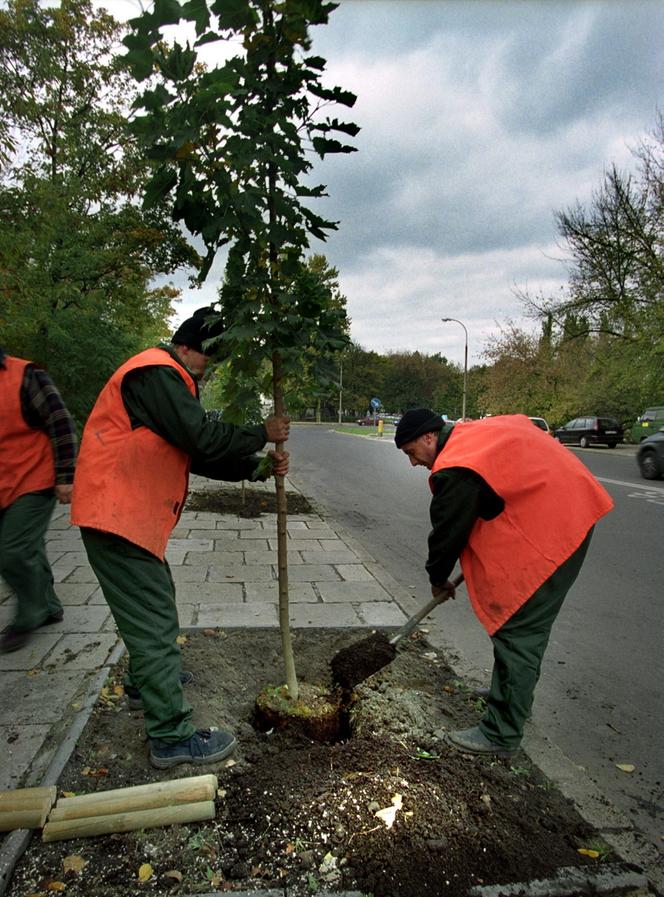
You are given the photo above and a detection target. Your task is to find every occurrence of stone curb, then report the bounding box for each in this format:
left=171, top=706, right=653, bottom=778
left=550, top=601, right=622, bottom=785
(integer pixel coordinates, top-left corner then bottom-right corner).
left=0, top=639, right=125, bottom=897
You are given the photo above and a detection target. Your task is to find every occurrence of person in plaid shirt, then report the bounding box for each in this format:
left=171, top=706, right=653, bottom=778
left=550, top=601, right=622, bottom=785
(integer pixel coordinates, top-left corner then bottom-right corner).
left=0, top=347, right=77, bottom=653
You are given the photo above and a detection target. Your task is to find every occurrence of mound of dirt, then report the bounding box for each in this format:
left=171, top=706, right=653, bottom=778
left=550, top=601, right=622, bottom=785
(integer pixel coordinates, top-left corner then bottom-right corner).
left=7, top=629, right=614, bottom=897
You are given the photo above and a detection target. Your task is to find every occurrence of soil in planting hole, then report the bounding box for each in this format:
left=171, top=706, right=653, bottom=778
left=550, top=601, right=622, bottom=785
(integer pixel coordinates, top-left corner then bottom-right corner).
left=6, top=628, right=617, bottom=897
left=186, top=486, right=315, bottom=518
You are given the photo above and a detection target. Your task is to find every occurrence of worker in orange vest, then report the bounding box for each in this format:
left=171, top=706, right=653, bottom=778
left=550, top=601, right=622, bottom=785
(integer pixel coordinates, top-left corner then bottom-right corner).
left=0, top=349, right=77, bottom=653
left=395, top=409, right=613, bottom=757
left=72, top=308, right=290, bottom=769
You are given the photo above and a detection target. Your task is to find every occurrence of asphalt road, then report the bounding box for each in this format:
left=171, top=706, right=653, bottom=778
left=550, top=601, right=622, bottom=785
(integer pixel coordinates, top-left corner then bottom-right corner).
left=286, top=424, right=664, bottom=856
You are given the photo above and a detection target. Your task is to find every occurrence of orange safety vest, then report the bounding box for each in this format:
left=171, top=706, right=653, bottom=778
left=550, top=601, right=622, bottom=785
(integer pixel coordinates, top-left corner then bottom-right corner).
left=71, top=348, right=197, bottom=560
left=429, top=414, right=613, bottom=635
left=0, top=356, right=56, bottom=510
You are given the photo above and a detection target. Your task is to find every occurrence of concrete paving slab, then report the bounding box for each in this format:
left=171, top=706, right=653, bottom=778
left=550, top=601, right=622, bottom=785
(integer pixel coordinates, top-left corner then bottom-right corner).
left=44, top=606, right=111, bottom=632
left=207, top=565, right=275, bottom=583
left=54, top=551, right=91, bottom=566
left=45, top=549, right=65, bottom=564
left=300, top=550, right=357, bottom=564
left=196, top=602, right=278, bottom=628
left=61, top=565, right=98, bottom=583
left=1, top=670, right=83, bottom=724
left=165, top=550, right=186, bottom=565
left=51, top=565, right=78, bottom=583
left=269, top=538, right=325, bottom=552
left=168, top=538, right=214, bottom=552
left=44, top=536, right=84, bottom=551
left=335, top=564, right=376, bottom=582
left=287, top=565, right=341, bottom=582
left=289, top=603, right=364, bottom=627
left=0, top=725, right=51, bottom=791
left=358, top=601, right=409, bottom=627
left=170, top=566, right=207, bottom=583
left=244, top=582, right=318, bottom=603
left=176, top=604, right=196, bottom=626
left=43, top=633, right=118, bottom=670
left=0, top=633, right=61, bottom=670
left=176, top=583, right=244, bottom=604
left=317, top=581, right=392, bottom=603
left=54, top=582, right=101, bottom=604
left=215, top=518, right=263, bottom=530
left=243, top=549, right=303, bottom=565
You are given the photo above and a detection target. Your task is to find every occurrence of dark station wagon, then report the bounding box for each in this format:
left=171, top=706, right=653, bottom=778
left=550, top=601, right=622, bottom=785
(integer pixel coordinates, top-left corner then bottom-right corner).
left=553, top=416, right=624, bottom=448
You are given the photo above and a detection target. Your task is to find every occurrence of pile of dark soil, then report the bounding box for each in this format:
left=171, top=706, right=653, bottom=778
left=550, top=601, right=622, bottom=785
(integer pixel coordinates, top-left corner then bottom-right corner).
left=6, top=629, right=614, bottom=897
left=186, top=487, right=314, bottom=518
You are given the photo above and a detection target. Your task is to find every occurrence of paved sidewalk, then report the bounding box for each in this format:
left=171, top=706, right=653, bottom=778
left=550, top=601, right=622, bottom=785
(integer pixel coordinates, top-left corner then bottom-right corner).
left=0, top=476, right=410, bottom=794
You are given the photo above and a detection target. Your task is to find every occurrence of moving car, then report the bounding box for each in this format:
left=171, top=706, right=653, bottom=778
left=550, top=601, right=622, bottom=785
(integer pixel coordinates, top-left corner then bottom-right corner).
left=529, top=417, right=551, bottom=434
left=636, top=429, right=664, bottom=480
left=553, top=416, right=624, bottom=448
left=631, top=406, right=664, bottom=443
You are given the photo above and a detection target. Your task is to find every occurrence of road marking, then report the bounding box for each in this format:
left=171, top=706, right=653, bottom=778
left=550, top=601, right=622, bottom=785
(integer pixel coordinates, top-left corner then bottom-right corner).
left=596, top=476, right=664, bottom=505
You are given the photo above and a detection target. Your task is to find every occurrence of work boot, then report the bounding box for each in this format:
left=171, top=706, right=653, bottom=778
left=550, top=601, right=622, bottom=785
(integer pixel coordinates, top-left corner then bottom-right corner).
left=472, top=686, right=490, bottom=699
left=446, top=726, right=516, bottom=759
left=149, top=727, right=237, bottom=769
left=125, top=670, right=194, bottom=711
left=0, top=610, right=65, bottom=653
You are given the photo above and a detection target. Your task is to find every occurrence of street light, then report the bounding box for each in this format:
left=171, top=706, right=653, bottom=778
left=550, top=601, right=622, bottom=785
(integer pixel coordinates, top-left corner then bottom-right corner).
left=441, top=317, right=468, bottom=420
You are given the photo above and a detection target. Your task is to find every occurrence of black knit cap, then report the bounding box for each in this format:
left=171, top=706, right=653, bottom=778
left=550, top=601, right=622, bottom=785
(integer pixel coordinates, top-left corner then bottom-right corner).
left=394, top=408, right=444, bottom=448
left=171, top=307, right=224, bottom=356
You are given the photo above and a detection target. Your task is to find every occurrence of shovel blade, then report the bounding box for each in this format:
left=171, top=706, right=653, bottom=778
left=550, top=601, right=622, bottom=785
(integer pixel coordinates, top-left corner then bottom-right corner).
left=330, top=631, right=397, bottom=691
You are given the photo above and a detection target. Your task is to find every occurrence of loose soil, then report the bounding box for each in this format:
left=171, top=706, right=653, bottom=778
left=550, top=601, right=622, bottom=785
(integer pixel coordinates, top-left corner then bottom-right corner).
left=186, top=487, right=315, bottom=518
left=6, top=628, right=617, bottom=897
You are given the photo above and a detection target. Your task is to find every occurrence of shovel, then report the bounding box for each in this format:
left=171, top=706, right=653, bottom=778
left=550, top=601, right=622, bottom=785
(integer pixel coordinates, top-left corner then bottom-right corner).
left=330, top=573, right=464, bottom=691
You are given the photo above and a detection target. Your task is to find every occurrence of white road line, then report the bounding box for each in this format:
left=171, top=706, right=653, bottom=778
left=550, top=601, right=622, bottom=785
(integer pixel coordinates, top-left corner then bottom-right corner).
left=597, top=476, right=664, bottom=494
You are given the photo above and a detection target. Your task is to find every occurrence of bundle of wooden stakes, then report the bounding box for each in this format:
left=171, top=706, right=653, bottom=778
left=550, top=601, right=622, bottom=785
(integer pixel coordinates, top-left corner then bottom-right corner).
left=0, top=774, right=218, bottom=842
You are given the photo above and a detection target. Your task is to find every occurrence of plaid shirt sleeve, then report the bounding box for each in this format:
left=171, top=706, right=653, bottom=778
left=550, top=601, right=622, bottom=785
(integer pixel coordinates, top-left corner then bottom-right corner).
left=21, top=366, right=78, bottom=485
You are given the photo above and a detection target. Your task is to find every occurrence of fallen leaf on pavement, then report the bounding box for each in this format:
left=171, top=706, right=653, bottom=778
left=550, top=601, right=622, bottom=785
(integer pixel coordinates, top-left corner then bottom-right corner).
left=615, top=763, right=635, bottom=773
left=176, top=635, right=188, bottom=645
left=578, top=848, right=600, bottom=859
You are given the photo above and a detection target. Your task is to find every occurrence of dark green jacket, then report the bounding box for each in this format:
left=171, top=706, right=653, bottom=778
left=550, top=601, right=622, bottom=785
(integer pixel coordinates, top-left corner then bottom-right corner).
left=426, top=425, right=504, bottom=587
left=121, top=345, right=266, bottom=482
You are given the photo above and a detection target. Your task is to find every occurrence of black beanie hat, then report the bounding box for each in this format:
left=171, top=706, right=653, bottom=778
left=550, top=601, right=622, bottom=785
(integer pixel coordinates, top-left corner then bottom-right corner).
left=394, top=408, right=444, bottom=448
left=171, top=307, right=224, bottom=356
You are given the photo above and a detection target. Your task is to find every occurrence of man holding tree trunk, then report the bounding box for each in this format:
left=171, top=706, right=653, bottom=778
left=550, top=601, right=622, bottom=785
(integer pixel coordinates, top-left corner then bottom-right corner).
left=72, top=307, right=289, bottom=768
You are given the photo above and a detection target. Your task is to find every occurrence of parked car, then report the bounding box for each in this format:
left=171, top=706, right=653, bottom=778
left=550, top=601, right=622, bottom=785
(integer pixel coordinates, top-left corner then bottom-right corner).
left=529, top=416, right=551, bottom=434
left=631, top=406, right=664, bottom=443
left=356, top=416, right=378, bottom=426
left=636, top=429, right=664, bottom=479
left=553, top=416, right=624, bottom=448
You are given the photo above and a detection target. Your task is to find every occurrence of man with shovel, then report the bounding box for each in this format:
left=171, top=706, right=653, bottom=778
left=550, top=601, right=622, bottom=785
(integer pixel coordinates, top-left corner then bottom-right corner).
left=395, top=409, right=613, bottom=758
left=72, top=307, right=290, bottom=769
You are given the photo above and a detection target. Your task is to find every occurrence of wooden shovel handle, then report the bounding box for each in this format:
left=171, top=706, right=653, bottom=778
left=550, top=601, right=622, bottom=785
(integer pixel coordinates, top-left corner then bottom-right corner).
left=389, top=572, right=464, bottom=646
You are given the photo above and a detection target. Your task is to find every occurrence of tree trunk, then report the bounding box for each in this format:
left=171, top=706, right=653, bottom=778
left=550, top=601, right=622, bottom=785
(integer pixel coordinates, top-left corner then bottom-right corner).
left=272, top=350, right=297, bottom=699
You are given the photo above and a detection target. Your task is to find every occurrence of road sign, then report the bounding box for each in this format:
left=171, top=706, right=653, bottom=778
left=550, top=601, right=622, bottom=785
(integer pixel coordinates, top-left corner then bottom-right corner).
left=370, top=397, right=381, bottom=410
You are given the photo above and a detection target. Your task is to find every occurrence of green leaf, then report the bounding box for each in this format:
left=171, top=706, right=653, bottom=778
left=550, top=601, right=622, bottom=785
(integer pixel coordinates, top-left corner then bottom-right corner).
left=123, top=47, right=155, bottom=82
left=181, top=0, right=211, bottom=35
left=209, top=0, right=258, bottom=30
left=153, top=0, right=184, bottom=27
left=312, top=136, right=357, bottom=157
left=143, top=167, right=178, bottom=209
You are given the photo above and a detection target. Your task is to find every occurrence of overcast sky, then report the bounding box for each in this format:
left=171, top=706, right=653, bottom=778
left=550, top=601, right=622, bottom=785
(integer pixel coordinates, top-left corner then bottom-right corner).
left=100, top=0, right=663, bottom=366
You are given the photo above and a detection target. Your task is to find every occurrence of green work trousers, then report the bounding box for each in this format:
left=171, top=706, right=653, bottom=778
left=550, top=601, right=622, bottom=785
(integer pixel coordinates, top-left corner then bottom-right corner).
left=0, top=491, right=62, bottom=631
left=80, top=527, right=195, bottom=743
left=480, top=529, right=593, bottom=750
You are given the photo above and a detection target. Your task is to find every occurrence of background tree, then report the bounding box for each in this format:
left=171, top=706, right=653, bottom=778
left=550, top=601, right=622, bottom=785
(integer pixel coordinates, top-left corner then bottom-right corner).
left=0, top=0, right=197, bottom=422
left=125, top=0, right=358, bottom=700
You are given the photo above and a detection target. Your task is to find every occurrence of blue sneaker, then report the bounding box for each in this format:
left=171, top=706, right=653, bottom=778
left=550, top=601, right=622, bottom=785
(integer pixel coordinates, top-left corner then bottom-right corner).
left=150, top=727, right=237, bottom=769
left=125, top=671, right=194, bottom=711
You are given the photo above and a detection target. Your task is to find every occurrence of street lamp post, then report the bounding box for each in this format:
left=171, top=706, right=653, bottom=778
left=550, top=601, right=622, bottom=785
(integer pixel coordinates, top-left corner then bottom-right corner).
left=441, top=317, right=468, bottom=420
left=338, top=359, right=343, bottom=424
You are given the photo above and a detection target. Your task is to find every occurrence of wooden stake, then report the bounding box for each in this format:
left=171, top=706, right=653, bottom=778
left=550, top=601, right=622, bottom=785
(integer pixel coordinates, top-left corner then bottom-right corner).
left=0, top=786, right=57, bottom=811
left=42, top=799, right=215, bottom=842
left=49, top=774, right=218, bottom=822
left=0, top=805, right=51, bottom=832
